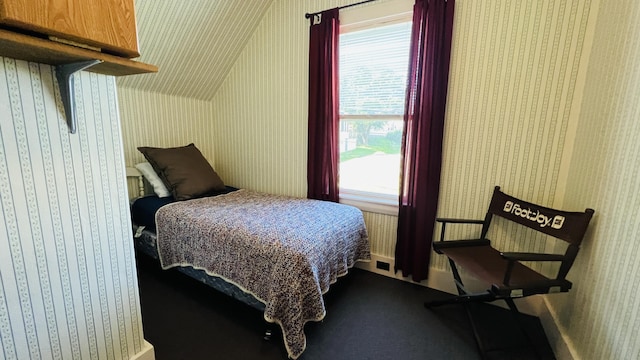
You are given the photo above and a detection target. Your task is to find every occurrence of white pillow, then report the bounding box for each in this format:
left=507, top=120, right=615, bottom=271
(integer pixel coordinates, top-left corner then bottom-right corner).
left=134, top=162, right=171, bottom=198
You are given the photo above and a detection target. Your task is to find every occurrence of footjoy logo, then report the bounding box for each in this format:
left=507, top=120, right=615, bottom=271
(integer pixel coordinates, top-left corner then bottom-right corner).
left=503, top=201, right=565, bottom=229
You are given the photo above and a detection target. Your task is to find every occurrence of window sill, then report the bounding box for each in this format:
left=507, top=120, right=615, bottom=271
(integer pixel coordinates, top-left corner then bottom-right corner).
left=339, top=190, right=398, bottom=216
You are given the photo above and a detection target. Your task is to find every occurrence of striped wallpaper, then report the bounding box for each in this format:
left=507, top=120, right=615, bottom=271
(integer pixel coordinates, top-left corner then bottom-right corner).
left=117, top=87, right=217, bottom=167
left=0, top=57, right=144, bottom=359
left=549, top=0, right=640, bottom=358
left=117, top=0, right=274, bottom=101
left=114, top=0, right=640, bottom=358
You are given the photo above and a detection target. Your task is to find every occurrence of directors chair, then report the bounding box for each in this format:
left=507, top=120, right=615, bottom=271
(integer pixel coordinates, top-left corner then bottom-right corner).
left=426, top=186, right=594, bottom=358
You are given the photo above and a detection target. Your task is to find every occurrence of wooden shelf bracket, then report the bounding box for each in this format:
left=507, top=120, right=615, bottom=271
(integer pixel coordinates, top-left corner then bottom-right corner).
left=55, top=60, right=102, bottom=133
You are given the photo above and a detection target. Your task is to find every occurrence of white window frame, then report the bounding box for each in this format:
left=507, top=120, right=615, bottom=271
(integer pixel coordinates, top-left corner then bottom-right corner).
left=338, top=0, right=413, bottom=216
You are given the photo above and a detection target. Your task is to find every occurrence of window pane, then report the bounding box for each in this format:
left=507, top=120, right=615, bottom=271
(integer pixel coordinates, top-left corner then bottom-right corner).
left=339, top=21, right=411, bottom=199
left=340, top=22, right=412, bottom=116
left=339, top=118, right=403, bottom=195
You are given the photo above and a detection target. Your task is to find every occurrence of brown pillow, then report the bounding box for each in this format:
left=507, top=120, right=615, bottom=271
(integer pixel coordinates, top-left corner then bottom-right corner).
left=137, top=143, right=225, bottom=201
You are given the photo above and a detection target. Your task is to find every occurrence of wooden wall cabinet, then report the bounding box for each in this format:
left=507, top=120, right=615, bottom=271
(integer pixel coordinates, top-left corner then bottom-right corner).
left=0, top=0, right=157, bottom=76
left=0, top=0, right=139, bottom=58
left=0, top=0, right=157, bottom=133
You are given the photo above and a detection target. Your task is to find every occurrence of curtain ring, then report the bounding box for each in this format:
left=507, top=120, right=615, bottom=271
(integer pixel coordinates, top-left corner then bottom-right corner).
left=313, top=13, right=322, bottom=26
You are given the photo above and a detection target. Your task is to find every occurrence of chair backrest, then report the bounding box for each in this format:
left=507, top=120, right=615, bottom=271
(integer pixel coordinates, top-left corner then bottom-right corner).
left=482, top=186, right=594, bottom=246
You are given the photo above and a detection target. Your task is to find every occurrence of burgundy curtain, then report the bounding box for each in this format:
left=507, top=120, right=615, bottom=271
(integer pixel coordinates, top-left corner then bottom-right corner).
left=395, top=0, right=455, bottom=281
left=307, top=8, right=340, bottom=202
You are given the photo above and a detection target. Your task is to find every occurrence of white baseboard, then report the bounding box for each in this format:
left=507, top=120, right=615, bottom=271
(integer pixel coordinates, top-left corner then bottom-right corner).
left=538, top=298, right=576, bottom=360
left=355, top=253, right=478, bottom=295
left=356, top=253, right=570, bottom=358
left=130, top=340, right=155, bottom=360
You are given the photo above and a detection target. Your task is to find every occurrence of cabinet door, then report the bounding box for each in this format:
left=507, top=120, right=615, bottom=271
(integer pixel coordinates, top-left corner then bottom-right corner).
left=0, top=0, right=140, bottom=58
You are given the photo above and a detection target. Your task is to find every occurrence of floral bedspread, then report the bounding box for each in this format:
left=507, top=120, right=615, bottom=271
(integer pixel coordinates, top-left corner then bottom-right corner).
left=155, top=189, right=370, bottom=359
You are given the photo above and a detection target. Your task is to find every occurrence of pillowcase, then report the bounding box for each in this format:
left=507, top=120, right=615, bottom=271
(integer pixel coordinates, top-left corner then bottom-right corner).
left=134, top=162, right=171, bottom=198
left=137, top=143, right=225, bottom=201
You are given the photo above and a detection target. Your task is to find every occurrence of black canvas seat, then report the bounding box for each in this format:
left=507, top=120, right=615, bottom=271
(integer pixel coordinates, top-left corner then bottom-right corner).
left=426, top=186, right=594, bottom=358
left=442, top=244, right=551, bottom=292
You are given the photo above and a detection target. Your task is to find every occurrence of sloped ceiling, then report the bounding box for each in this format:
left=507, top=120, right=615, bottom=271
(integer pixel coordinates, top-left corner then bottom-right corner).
left=117, top=0, right=274, bottom=100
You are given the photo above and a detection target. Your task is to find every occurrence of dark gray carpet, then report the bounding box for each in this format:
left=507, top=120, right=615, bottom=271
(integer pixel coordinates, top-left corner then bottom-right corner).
left=136, top=254, right=555, bottom=360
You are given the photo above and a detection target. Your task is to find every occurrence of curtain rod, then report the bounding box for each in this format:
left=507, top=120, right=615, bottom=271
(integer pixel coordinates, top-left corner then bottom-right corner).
left=305, top=0, right=378, bottom=19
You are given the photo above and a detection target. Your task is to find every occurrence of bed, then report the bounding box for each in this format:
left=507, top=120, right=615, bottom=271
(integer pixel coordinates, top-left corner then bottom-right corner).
left=126, top=144, right=371, bottom=359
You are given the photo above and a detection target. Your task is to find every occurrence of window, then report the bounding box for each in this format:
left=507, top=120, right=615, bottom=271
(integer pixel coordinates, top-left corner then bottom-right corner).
left=338, top=15, right=412, bottom=214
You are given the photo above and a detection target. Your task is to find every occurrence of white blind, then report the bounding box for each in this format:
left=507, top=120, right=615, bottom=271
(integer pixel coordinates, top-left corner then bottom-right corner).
left=339, top=21, right=412, bottom=116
